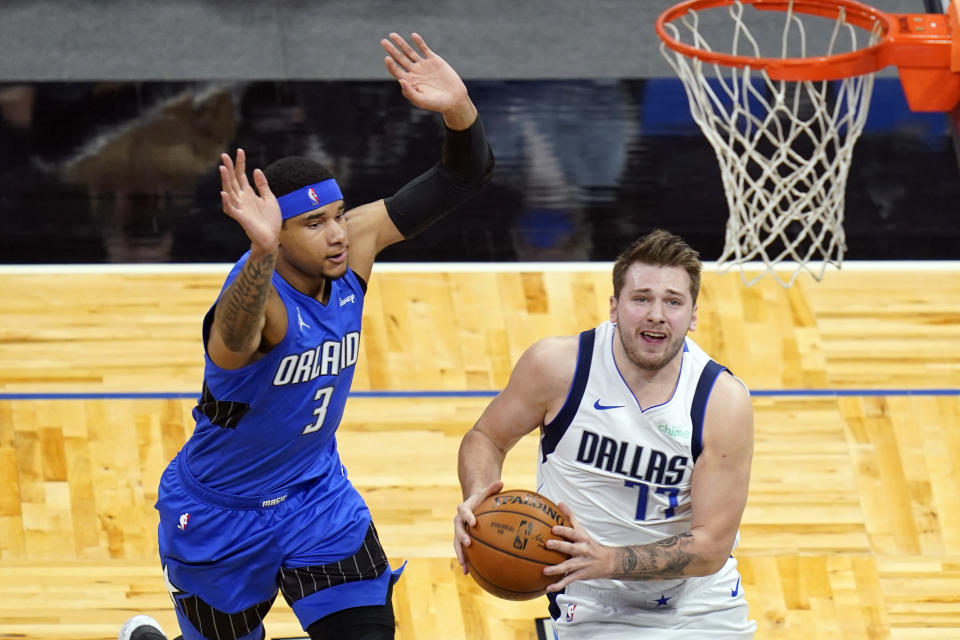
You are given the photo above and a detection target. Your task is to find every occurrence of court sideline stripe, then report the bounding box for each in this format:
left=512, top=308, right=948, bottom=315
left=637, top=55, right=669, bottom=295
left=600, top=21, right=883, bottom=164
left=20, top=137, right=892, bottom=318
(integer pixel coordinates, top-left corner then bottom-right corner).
left=0, top=389, right=958, bottom=400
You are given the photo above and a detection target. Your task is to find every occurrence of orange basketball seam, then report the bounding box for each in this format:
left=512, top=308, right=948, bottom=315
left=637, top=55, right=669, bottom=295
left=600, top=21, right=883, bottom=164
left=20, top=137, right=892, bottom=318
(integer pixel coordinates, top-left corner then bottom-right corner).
left=463, top=555, right=547, bottom=597
left=473, top=508, right=562, bottom=530
left=466, top=533, right=563, bottom=566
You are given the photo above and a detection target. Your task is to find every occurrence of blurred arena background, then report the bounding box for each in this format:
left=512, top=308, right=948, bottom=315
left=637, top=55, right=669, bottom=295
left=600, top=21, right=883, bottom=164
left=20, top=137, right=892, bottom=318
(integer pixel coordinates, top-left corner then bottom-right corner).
left=0, top=0, right=957, bottom=265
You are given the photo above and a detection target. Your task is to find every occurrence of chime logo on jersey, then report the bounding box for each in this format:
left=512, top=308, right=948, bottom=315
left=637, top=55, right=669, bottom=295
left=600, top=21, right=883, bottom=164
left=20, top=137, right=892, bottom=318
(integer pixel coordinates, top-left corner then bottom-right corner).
left=575, top=429, right=688, bottom=485
left=272, top=331, right=360, bottom=385
left=657, top=423, right=691, bottom=440
left=308, top=187, right=320, bottom=207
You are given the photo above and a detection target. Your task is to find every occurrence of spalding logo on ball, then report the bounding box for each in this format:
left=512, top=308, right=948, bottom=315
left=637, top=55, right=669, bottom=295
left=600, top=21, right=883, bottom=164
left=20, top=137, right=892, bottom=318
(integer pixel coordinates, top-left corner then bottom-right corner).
left=463, top=489, right=571, bottom=600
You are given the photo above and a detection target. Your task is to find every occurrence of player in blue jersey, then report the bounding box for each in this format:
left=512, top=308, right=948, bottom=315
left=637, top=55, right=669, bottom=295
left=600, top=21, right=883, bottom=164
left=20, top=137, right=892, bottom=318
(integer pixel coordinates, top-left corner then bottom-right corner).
left=454, top=230, right=756, bottom=638
left=120, top=32, right=493, bottom=640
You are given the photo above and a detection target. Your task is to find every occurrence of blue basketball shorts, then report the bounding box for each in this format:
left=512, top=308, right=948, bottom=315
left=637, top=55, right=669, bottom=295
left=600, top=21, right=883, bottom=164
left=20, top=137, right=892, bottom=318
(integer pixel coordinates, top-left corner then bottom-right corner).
left=155, top=454, right=404, bottom=640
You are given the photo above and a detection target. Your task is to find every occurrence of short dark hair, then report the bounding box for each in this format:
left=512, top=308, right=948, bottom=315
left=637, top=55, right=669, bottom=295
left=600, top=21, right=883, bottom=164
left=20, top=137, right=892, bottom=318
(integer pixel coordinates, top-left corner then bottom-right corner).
left=263, top=156, right=336, bottom=198
left=612, top=229, right=702, bottom=303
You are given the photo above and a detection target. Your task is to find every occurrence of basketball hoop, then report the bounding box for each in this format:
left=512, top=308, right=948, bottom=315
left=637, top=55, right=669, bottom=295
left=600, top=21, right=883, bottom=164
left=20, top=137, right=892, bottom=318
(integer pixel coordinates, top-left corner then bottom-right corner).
left=656, top=0, right=960, bottom=286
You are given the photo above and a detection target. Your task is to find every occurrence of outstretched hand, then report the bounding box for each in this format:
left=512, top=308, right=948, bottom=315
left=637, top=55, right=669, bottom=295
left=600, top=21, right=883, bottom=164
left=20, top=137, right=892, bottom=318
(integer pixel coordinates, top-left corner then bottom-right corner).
left=542, top=502, right=616, bottom=592
left=381, top=33, right=469, bottom=115
left=218, top=149, right=281, bottom=252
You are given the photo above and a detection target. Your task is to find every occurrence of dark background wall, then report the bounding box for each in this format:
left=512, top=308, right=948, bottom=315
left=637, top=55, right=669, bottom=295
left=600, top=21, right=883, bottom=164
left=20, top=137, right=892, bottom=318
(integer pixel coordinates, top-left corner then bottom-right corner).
left=0, top=0, right=956, bottom=264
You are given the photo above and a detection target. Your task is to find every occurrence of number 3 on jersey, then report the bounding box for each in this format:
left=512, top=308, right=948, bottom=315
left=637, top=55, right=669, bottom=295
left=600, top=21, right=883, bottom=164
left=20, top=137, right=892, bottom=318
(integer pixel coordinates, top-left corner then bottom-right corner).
left=626, top=480, right=680, bottom=521
left=302, top=386, right=334, bottom=434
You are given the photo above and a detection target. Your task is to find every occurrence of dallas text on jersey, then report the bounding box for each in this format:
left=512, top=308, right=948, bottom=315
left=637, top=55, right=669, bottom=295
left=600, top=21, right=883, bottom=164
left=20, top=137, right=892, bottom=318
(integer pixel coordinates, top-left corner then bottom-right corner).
left=576, top=429, right=688, bottom=486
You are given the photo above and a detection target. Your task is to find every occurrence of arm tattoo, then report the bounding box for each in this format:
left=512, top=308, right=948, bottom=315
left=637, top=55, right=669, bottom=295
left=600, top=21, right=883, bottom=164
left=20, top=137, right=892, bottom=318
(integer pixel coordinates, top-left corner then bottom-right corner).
left=216, top=252, right=276, bottom=350
left=612, top=532, right=697, bottom=580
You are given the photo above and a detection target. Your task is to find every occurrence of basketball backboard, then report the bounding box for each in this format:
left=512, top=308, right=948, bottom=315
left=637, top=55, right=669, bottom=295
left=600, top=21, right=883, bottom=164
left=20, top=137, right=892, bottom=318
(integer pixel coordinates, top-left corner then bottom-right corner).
left=923, top=0, right=960, bottom=169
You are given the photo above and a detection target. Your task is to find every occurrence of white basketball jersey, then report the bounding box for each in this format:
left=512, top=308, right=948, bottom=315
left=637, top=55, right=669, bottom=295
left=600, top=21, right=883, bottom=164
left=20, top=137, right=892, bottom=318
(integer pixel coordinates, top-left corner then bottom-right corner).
left=537, top=321, right=732, bottom=596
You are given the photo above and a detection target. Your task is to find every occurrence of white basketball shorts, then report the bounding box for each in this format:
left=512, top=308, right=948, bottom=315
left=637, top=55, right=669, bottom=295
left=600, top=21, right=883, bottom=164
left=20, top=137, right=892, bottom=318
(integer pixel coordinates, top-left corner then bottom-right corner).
left=550, top=556, right=756, bottom=639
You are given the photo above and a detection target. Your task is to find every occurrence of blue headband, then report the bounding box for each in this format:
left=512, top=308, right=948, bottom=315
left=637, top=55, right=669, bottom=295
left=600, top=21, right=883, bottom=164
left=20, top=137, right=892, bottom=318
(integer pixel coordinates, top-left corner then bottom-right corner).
left=277, top=179, right=343, bottom=220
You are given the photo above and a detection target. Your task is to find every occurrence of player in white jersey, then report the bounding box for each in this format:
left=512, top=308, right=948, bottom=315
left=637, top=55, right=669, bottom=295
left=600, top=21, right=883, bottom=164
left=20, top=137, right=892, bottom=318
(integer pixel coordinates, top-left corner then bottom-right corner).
left=454, top=229, right=756, bottom=638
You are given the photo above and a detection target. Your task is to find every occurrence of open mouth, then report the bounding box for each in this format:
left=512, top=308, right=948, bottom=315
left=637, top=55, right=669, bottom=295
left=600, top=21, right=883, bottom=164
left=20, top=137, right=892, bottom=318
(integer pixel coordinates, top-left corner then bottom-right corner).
left=640, top=330, right=667, bottom=344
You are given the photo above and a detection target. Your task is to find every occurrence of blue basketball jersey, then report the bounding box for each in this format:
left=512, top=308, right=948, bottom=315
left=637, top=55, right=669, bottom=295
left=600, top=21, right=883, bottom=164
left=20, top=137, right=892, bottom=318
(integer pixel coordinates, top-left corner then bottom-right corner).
left=181, top=252, right=366, bottom=498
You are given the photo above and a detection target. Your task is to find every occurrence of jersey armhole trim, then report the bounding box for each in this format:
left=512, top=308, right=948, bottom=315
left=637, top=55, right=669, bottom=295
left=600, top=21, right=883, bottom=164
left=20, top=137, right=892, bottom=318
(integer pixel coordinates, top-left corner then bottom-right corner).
left=690, top=360, right=727, bottom=463
left=352, top=269, right=368, bottom=293
left=540, top=328, right=595, bottom=461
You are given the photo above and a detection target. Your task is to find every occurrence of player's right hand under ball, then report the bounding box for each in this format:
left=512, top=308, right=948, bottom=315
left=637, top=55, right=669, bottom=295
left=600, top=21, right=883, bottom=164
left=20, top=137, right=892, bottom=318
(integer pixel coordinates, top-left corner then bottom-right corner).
left=453, top=480, right=503, bottom=574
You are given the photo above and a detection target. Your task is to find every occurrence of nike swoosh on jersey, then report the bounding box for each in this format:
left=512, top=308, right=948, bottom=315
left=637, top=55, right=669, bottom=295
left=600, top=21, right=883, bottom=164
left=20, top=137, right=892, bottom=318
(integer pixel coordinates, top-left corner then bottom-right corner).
left=731, top=577, right=741, bottom=597
left=593, top=399, right=625, bottom=410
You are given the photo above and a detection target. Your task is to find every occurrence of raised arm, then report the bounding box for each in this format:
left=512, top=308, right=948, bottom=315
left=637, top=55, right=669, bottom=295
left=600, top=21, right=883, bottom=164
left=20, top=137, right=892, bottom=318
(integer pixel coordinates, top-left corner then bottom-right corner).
left=207, top=149, right=287, bottom=370
left=453, top=336, right=578, bottom=574
left=346, top=32, right=494, bottom=282
left=542, top=371, right=754, bottom=590
left=381, top=32, right=477, bottom=128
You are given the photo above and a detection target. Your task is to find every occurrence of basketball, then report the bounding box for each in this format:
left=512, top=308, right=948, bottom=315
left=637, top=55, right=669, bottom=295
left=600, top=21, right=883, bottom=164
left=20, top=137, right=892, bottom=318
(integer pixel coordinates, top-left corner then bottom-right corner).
left=463, top=489, right=570, bottom=600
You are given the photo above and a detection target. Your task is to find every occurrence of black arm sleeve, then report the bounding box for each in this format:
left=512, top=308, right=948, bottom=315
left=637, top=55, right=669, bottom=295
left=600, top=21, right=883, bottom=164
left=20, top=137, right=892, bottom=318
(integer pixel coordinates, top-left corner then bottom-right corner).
left=383, top=114, right=495, bottom=238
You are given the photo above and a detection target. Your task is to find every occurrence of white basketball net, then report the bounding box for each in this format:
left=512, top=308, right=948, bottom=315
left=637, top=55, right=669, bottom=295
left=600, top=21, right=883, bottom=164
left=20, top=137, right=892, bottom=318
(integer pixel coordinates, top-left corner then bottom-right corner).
left=660, top=0, right=883, bottom=286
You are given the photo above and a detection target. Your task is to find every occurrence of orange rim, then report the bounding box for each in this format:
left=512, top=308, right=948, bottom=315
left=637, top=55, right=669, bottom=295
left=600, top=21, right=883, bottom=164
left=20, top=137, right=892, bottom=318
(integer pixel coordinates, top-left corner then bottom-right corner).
left=655, top=0, right=950, bottom=82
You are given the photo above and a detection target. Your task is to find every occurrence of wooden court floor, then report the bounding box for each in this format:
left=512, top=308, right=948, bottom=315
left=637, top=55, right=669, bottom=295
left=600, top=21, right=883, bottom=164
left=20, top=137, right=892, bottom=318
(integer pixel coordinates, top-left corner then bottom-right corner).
left=1, top=265, right=959, bottom=639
